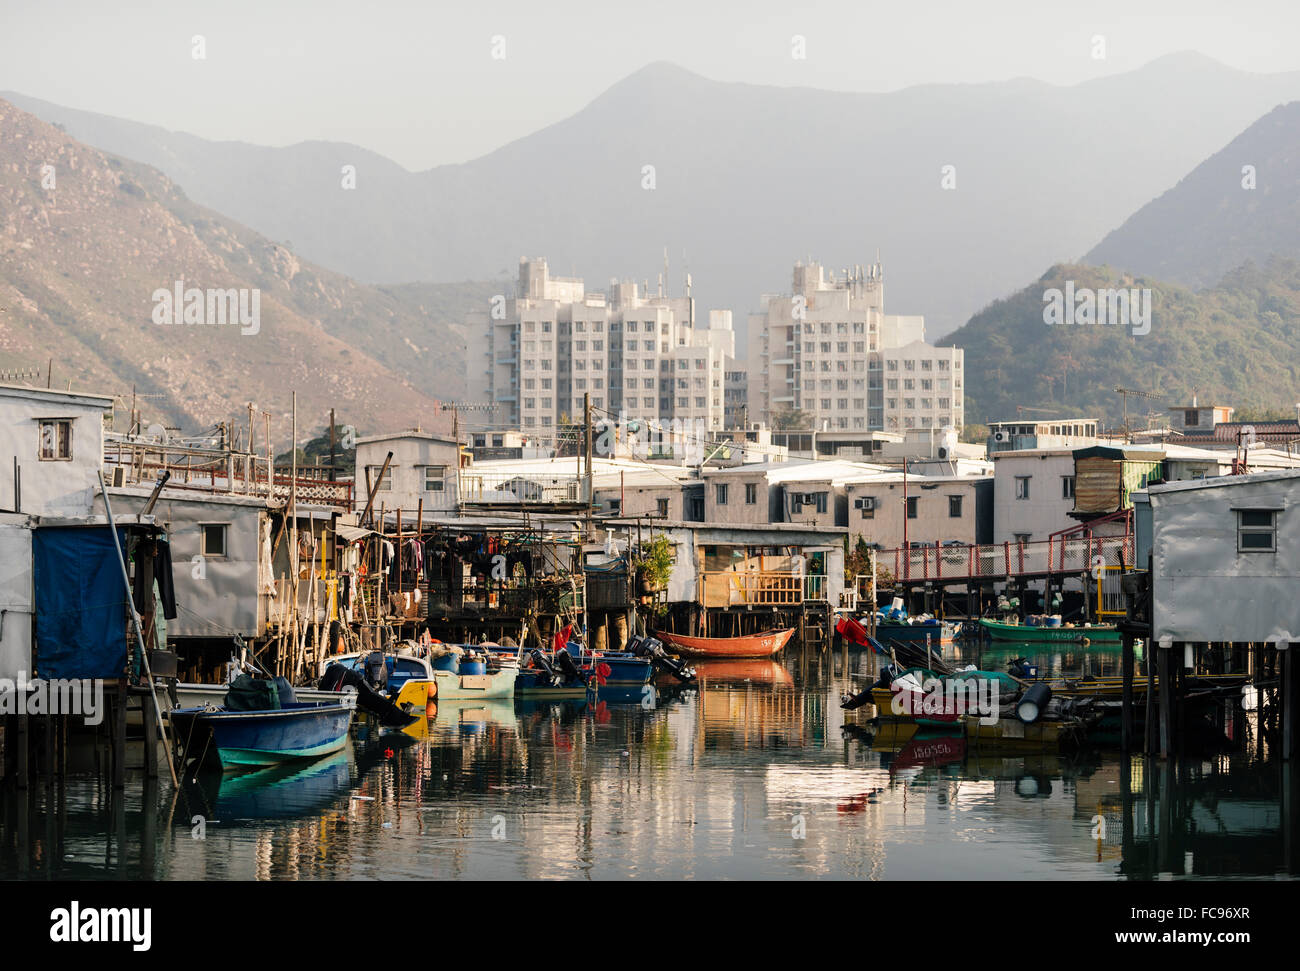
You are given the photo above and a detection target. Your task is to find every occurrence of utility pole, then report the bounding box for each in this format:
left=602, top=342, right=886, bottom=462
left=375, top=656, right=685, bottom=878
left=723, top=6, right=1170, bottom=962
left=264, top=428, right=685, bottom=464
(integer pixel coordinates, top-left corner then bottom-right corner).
left=583, top=392, right=593, bottom=538
left=902, top=459, right=909, bottom=553
left=328, top=407, right=337, bottom=482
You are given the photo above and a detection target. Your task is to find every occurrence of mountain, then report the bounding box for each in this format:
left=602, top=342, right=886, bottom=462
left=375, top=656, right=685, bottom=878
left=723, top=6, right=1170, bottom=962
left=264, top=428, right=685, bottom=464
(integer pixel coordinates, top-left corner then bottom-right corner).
left=0, top=99, right=493, bottom=437
left=1086, top=101, right=1300, bottom=288
left=11, top=52, right=1300, bottom=341
left=941, top=260, right=1300, bottom=427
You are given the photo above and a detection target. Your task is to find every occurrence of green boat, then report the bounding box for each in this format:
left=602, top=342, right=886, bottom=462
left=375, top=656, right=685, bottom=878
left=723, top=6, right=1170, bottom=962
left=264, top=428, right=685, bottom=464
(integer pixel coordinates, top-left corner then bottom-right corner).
left=979, top=617, right=1121, bottom=644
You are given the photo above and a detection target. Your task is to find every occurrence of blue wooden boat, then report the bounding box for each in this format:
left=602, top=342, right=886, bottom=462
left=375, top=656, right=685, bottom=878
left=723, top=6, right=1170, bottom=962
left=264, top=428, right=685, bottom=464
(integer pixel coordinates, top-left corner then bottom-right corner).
left=169, top=698, right=356, bottom=769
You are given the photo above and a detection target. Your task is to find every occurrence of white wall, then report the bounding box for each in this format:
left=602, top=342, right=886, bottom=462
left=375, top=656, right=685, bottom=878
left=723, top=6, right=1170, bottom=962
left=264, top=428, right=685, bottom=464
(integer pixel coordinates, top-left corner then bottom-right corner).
left=0, top=388, right=110, bottom=518
left=992, top=452, right=1078, bottom=543
left=356, top=435, right=461, bottom=516
left=1151, top=473, right=1300, bottom=644
left=0, top=514, right=32, bottom=681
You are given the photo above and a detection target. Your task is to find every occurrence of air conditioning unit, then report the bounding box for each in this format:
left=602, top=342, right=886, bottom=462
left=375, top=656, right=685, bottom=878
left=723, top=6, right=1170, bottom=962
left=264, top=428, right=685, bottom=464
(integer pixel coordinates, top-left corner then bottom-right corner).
left=993, top=431, right=1008, bottom=443
left=853, top=497, right=876, bottom=510
left=938, top=446, right=951, bottom=460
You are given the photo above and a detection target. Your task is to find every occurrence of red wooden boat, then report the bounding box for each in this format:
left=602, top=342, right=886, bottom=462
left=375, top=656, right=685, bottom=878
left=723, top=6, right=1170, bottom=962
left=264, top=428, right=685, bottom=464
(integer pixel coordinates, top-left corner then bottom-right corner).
left=655, top=628, right=795, bottom=659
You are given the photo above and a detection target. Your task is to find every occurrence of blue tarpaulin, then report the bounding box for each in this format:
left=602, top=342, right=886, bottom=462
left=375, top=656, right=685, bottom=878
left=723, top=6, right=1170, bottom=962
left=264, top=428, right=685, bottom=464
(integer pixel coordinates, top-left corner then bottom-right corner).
left=33, top=526, right=130, bottom=680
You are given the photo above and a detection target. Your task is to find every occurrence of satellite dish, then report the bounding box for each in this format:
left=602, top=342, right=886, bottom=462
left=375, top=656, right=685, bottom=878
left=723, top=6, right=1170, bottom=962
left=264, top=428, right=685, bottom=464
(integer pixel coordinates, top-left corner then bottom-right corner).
left=145, top=423, right=168, bottom=444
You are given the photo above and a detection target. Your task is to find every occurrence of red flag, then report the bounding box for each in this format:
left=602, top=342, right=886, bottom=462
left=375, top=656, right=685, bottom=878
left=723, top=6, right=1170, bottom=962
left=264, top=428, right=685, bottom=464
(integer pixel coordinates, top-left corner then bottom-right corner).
left=553, top=623, right=573, bottom=654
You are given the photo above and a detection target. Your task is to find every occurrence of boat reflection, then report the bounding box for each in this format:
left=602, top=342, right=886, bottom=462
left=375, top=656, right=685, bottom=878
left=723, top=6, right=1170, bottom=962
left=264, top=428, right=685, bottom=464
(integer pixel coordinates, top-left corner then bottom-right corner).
left=179, top=748, right=353, bottom=824
left=692, top=659, right=794, bottom=686
left=430, top=698, right=519, bottom=736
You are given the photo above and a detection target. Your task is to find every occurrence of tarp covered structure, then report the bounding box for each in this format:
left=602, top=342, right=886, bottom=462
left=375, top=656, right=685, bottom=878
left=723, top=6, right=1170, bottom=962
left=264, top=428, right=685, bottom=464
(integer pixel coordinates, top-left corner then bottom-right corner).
left=33, top=525, right=131, bottom=680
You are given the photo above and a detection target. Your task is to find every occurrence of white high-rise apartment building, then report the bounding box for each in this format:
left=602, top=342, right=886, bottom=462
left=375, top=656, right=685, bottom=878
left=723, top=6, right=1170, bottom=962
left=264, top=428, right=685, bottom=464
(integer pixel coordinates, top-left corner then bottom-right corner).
left=467, top=258, right=735, bottom=443
left=746, top=260, right=964, bottom=434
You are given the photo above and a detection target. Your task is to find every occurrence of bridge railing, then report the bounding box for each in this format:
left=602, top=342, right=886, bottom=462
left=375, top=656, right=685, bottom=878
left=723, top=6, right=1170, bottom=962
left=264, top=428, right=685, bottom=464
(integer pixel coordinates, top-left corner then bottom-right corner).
left=888, top=534, right=1133, bottom=583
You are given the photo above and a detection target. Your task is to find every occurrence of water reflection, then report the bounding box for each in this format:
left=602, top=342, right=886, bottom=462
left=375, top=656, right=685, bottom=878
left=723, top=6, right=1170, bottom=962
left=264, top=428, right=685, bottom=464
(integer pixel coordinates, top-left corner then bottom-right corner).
left=0, top=639, right=1295, bottom=880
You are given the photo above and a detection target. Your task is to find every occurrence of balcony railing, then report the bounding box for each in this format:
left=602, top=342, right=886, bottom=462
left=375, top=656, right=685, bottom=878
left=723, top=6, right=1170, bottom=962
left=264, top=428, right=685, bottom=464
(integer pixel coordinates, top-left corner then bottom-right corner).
left=458, top=469, right=585, bottom=505
left=886, top=534, right=1133, bottom=583
left=700, top=571, right=828, bottom=608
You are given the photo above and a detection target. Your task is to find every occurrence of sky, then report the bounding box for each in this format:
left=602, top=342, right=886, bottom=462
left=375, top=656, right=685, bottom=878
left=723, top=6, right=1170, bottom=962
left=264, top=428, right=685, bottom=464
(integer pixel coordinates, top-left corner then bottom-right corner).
left=3, top=0, right=1299, bottom=170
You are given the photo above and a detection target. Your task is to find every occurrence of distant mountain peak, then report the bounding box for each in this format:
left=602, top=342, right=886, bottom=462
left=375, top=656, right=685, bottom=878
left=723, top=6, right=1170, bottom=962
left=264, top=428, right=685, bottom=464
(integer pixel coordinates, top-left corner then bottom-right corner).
left=1086, top=96, right=1300, bottom=288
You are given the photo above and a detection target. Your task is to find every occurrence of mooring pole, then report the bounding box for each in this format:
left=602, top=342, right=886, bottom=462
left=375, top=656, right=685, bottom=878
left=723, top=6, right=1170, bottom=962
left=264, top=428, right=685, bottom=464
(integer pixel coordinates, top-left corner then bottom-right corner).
left=97, top=471, right=180, bottom=787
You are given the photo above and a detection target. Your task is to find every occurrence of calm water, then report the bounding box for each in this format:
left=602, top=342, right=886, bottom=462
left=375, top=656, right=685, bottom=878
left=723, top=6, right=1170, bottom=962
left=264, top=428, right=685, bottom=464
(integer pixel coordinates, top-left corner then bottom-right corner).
left=1, top=642, right=1294, bottom=880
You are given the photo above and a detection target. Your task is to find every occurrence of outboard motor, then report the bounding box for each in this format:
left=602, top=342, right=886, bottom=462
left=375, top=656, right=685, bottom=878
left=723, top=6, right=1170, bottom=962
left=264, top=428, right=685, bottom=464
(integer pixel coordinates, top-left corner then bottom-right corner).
left=527, top=649, right=562, bottom=685
left=364, top=651, right=389, bottom=691
left=1008, top=657, right=1039, bottom=679
left=319, top=662, right=416, bottom=728
left=630, top=635, right=696, bottom=683
left=841, top=662, right=900, bottom=711
left=554, top=648, right=584, bottom=684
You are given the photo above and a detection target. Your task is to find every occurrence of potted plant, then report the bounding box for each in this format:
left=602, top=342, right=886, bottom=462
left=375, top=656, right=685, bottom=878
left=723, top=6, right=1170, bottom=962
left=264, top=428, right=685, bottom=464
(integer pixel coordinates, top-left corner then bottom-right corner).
left=635, top=535, right=675, bottom=595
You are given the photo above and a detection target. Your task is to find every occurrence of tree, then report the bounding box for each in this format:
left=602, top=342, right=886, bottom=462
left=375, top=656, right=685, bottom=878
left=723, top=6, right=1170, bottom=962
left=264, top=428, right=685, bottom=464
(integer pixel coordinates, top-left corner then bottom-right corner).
left=771, top=407, right=813, bottom=429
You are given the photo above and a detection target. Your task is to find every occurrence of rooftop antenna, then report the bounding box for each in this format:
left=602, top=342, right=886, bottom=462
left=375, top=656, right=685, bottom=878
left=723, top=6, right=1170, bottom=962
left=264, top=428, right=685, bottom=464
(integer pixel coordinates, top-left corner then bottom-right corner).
left=1114, top=387, right=1164, bottom=443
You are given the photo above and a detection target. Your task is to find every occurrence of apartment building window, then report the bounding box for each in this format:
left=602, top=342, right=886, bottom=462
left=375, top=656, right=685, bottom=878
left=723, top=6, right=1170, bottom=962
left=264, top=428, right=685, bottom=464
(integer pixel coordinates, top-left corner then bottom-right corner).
left=948, top=495, right=963, bottom=517
left=716, top=484, right=728, bottom=505
left=1015, top=476, right=1031, bottom=500
left=907, top=497, right=918, bottom=519
left=745, top=483, right=757, bottom=505
left=37, top=419, right=73, bottom=461
left=657, top=498, right=669, bottom=517
left=1014, top=533, right=1031, bottom=544
left=367, top=465, right=393, bottom=492
left=200, top=524, right=228, bottom=557
left=1062, top=476, right=1076, bottom=499
left=1238, top=509, right=1278, bottom=551
left=542, top=321, right=552, bottom=333
left=423, top=466, right=446, bottom=492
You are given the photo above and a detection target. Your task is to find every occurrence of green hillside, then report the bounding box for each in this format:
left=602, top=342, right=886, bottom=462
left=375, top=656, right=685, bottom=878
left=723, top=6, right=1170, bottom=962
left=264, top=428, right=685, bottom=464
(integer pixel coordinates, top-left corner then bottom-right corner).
left=942, top=260, right=1300, bottom=428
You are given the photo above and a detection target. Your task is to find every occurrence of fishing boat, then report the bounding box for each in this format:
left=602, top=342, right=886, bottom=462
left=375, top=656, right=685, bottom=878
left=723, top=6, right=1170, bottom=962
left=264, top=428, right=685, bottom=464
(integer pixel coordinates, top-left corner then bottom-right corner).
left=431, top=645, right=518, bottom=701
left=979, top=617, right=1120, bottom=644
left=866, top=714, right=1078, bottom=752
left=872, top=618, right=955, bottom=647
left=169, top=696, right=356, bottom=769
left=175, top=681, right=339, bottom=709
left=655, top=627, right=795, bottom=659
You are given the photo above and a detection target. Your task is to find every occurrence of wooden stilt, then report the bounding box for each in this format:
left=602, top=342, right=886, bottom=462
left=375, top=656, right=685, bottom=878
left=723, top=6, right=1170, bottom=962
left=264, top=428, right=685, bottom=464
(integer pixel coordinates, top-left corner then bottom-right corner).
left=1121, top=630, right=1135, bottom=752
left=112, top=684, right=126, bottom=790
left=1158, top=645, right=1174, bottom=758
left=15, top=713, right=29, bottom=790
left=142, top=690, right=159, bottom=779
left=1285, top=645, right=1295, bottom=761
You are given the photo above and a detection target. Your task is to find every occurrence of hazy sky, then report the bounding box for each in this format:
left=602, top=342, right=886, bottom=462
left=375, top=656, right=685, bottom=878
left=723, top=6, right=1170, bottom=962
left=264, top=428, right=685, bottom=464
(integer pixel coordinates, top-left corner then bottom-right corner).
left=4, top=0, right=1298, bottom=170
